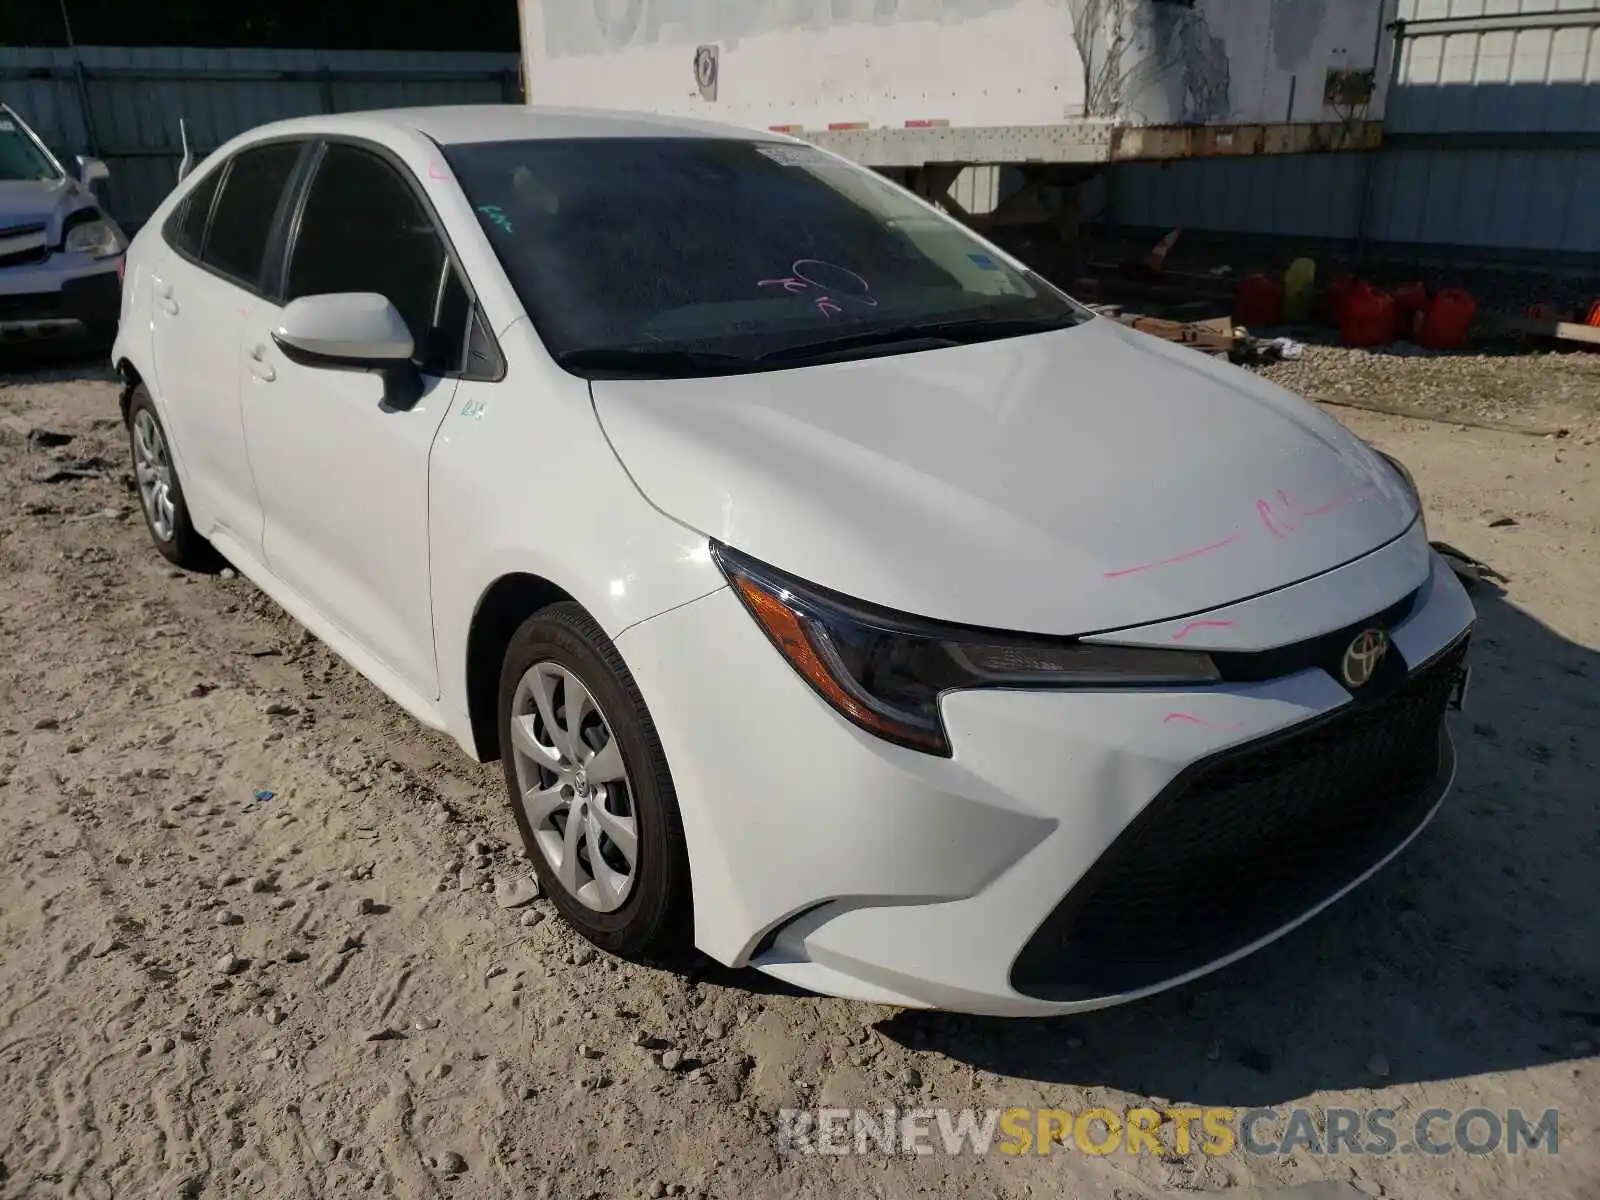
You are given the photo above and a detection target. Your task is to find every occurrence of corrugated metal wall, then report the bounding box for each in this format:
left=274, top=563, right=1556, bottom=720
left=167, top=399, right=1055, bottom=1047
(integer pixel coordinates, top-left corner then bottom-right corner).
left=1, top=45, right=519, bottom=228
left=1103, top=1, right=1600, bottom=261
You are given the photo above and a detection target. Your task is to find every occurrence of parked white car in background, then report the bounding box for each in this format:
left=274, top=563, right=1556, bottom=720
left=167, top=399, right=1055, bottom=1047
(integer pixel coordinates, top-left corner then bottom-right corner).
left=111, top=106, right=1476, bottom=1016
left=0, top=101, right=124, bottom=347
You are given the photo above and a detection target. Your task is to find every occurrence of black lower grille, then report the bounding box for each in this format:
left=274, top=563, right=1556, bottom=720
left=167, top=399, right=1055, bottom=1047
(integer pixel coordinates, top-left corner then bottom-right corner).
left=0, top=292, right=59, bottom=319
left=1011, top=636, right=1469, bottom=1001
left=0, top=222, right=48, bottom=270
left=0, top=245, right=49, bottom=268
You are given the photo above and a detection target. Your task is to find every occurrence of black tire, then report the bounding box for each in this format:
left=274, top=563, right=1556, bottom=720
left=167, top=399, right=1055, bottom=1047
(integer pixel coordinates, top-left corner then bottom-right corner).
left=497, top=601, right=692, bottom=958
left=126, top=385, right=210, bottom=569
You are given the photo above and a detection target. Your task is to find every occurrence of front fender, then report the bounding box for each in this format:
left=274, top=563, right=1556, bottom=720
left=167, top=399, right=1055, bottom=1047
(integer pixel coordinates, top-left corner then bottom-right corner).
left=433, top=542, right=725, bottom=760
left=426, top=341, right=727, bottom=751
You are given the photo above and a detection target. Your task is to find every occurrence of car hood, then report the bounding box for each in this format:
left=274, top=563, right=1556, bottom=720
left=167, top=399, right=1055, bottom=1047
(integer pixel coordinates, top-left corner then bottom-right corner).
left=590, top=317, right=1418, bottom=635
left=0, top=178, right=96, bottom=241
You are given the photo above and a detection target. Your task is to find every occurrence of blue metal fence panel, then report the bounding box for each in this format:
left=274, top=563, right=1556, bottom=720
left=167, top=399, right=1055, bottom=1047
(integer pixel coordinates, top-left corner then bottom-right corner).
left=1107, top=144, right=1598, bottom=256
left=0, top=45, right=518, bottom=226
left=1367, top=144, right=1600, bottom=250
left=1109, top=154, right=1368, bottom=241
left=1103, top=3, right=1600, bottom=259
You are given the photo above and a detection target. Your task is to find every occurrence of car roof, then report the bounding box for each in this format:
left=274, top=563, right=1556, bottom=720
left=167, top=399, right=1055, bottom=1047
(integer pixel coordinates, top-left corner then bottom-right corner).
left=238, top=104, right=775, bottom=148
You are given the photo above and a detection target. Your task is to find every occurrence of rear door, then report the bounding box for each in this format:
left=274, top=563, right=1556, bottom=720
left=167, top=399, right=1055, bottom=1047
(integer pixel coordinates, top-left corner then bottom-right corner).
left=238, top=140, right=470, bottom=698
left=148, top=141, right=307, bottom=548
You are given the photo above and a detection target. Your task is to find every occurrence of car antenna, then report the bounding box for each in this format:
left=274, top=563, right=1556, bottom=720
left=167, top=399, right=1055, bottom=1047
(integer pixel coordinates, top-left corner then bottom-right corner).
left=176, top=117, right=193, bottom=184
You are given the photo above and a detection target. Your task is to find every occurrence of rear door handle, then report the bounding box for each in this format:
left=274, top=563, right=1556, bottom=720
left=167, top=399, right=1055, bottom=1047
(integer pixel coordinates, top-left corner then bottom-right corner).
left=245, top=344, right=276, bottom=383
left=153, top=278, right=178, bottom=315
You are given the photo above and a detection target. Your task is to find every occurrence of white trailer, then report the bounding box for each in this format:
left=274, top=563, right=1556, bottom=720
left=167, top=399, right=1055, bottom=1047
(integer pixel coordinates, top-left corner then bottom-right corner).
left=518, top=0, right=1395, bottom=169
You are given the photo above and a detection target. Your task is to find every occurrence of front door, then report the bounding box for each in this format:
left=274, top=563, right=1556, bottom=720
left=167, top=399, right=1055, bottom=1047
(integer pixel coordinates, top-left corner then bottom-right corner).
left=239, top=141, right=471, bottom=699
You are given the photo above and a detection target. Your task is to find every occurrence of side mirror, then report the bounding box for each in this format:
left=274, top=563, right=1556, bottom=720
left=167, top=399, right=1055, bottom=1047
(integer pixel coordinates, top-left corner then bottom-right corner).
left=273, top=293, right=413, bottom=365
left=76, top=155, right=110, bottom=186
left=272, top=293, right=423, bottom=410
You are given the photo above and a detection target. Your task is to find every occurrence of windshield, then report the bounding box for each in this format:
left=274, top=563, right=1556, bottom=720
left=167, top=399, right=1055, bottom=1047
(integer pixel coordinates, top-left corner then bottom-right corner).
left=443, top=137, right=1090, bottom=375
left=0, top=111, right=61, bottom=183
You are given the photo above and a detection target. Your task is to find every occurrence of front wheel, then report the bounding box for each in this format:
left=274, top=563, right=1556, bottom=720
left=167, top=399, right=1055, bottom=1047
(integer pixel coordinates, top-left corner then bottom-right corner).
left=497, top=602, right=691, bottom=958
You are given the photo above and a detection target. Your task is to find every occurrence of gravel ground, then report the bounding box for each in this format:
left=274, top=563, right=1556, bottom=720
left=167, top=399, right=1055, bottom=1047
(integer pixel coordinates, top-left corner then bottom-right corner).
left=1256, top=343, right=1600, bottom=438
left=1, top=351, right=1597, bottom=1200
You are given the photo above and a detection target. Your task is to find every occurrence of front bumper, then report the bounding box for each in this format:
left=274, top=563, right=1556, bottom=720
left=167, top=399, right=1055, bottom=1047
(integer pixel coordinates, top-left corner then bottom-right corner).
left=0, top=253, right=122, bottom=344
left=616, top=528, right=1477, bottom=1016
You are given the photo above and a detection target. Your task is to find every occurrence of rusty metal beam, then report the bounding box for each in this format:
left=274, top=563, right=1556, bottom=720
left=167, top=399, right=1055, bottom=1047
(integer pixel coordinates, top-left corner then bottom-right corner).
left=808, top=120, right=1383, bottom=169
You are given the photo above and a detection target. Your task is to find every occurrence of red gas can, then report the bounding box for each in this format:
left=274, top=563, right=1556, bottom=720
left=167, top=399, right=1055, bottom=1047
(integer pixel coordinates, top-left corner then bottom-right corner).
left=1320, top=274, right=1356, bottom=326
left=1235, top=274, right=1284, bottom=326
left=1418, top=289, right=1476, bottom=350
left=1340, top=284, right=1398, bottom=347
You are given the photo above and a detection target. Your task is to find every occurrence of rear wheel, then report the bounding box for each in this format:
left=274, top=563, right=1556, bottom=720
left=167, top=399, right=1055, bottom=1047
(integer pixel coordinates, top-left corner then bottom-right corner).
left=497, top=602, right=691, bottom=958
left=127, top=386, right=209, bottom=568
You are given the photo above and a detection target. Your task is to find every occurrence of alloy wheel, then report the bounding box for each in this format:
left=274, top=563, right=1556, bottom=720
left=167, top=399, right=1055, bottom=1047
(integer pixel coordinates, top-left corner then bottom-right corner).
left=132, top=408, right=176, bottom=542
left=508, top=660, right=639, bottom=912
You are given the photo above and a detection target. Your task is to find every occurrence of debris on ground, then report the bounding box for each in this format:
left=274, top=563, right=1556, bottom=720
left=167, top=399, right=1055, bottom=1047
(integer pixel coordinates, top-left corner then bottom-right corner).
left=494, top=874, right=540, bottom=908
left=1431, top=542, right=1509, bottom=591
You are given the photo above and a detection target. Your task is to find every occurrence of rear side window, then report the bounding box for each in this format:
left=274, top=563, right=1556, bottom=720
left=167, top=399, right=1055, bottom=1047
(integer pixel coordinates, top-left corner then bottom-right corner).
left=287, top=143, right=461, bottom=371
left=165, top=165, right=222, bottom=258
left=202, top=142, right=301, bottom=287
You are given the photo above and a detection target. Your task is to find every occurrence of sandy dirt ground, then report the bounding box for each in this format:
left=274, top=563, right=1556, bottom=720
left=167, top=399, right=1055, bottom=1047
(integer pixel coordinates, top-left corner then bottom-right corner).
left=1, top=351, right=1596, bottom=1200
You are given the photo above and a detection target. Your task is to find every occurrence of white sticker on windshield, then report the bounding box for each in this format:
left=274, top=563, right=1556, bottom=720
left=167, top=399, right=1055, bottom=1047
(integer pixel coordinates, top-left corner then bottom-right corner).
left=0, top=120, right=15, bottom=132
left=755, top=143, right=837, bottom=168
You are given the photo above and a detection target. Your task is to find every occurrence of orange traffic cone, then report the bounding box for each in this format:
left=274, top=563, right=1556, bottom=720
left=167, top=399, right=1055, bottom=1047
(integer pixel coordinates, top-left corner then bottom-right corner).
left=1143, top=227, right=1183, bottom=276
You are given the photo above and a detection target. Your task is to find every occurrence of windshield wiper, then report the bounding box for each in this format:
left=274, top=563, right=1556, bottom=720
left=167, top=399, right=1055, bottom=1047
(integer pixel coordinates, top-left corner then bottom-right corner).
left=757, top=315, right=1078, bottom=364
left=557, top=313, right=1081, bottom=376
left=555, top=346, right=761, bottom=378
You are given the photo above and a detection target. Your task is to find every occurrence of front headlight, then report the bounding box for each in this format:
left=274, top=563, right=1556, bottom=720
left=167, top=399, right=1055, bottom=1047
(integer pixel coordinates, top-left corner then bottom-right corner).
left=712, top=542, right=1218, bottom=756
left=64, top=217, right=122, bottom=258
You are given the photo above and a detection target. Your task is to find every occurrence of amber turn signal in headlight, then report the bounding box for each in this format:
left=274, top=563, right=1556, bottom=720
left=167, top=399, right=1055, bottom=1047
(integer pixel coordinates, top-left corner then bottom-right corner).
left=713, top=542, right=1219, bottom=756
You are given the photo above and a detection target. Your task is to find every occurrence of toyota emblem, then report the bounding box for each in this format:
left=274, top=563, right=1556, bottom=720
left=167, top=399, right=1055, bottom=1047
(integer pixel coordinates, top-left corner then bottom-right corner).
left=1341, top=627, right=1390, bottom=689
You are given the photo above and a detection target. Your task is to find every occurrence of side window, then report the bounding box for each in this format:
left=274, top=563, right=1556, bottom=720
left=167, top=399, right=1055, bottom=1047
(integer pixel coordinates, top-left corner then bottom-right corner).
left=287, top=144, right=465, bottom=373
left=164, top=164, right=222, bottom=258
left=202, top=142, right=301, bottom=287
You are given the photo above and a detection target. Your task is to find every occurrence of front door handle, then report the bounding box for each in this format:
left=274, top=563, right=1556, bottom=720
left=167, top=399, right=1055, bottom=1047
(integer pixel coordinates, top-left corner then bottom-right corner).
left=153, top=278, right=178, bottom=315
left=244, top=344, right=276, bottom=383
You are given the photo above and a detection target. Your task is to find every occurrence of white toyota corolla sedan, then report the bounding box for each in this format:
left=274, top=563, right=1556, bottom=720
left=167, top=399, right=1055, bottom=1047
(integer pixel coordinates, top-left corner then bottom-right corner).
left=112, top=106, right=1476, bottom=1016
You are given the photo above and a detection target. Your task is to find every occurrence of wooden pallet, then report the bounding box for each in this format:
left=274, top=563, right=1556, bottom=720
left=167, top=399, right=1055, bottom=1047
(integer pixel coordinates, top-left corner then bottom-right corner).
left=1488, top=313, right=1600, bottom=347
left=1100, top=310, right=1241, bottom=355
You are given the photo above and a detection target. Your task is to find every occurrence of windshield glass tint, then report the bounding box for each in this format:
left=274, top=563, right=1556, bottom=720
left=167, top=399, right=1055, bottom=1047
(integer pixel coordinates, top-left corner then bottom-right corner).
left=443, top=137, right=1087, bottom=368
left=0, top=114, right=61, bottom=183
